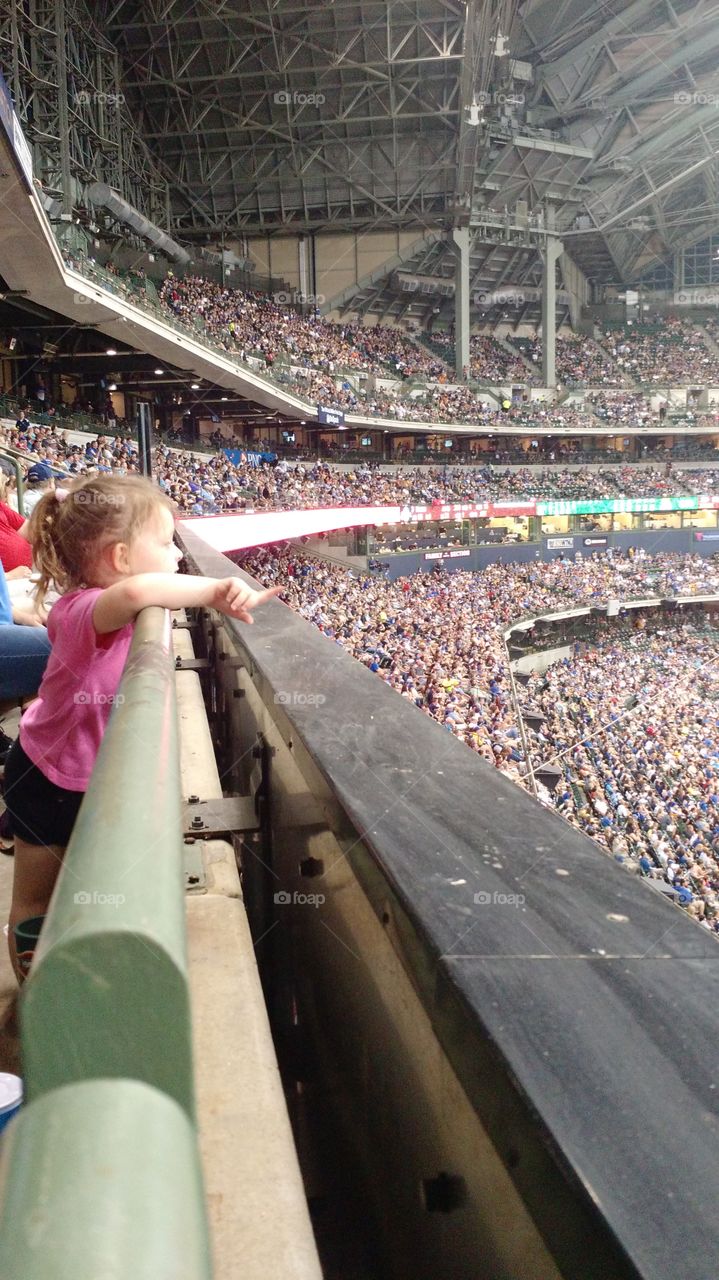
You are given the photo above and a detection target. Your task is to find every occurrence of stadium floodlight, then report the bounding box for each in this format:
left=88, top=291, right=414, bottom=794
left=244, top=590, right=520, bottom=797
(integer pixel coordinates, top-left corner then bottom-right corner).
left=154, top=368, right=164, bottom=374
left=191, top=382, right=200, bottom=389
left=106, top=347, right=116, bottom=355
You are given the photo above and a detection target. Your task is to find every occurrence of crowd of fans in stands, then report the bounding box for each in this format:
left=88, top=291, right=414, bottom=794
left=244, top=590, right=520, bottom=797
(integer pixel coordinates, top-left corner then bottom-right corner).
left=3, top=418, right=719, bottom=516
left=158, top=274, right=447, bottom=379
left=599, top=317, right=719, bottom=385
left=237, top=545, right=719, bottom=931
left=520, top=613, right=719, bottom=929
left=509, top=333, right=626, bottom=387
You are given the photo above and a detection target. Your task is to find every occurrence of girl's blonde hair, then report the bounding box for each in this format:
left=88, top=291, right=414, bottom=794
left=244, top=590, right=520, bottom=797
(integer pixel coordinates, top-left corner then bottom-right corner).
left=29, top=474, right=175, bottom=607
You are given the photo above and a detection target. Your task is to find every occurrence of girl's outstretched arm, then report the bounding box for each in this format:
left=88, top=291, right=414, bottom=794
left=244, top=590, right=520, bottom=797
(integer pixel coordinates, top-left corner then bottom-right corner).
left=93, top=573, right=281, bottom=634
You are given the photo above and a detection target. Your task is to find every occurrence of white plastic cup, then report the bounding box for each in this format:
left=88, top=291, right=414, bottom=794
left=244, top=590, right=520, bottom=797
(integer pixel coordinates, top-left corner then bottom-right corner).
left=0, top=1074, right=22, bottom=1134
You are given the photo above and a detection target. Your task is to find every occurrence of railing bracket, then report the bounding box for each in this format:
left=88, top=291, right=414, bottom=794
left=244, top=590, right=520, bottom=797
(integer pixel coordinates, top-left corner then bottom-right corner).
left=181, top=796, right=259, bottom=838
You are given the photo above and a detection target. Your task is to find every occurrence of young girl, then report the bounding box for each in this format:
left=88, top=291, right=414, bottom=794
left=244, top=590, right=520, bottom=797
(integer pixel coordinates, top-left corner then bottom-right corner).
left=3, top=474, right=279, bottom=978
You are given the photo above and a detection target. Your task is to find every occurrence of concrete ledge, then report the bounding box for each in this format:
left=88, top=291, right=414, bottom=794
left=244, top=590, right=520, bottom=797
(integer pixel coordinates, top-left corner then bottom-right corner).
left=173, top=611, right=321, bottom=1279
left=186, top=894, right=322, bottom=1280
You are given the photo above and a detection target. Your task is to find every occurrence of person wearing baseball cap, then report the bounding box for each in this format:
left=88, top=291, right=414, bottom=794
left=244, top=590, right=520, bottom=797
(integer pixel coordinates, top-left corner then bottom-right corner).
left=22, top=463, right=57, bottom=517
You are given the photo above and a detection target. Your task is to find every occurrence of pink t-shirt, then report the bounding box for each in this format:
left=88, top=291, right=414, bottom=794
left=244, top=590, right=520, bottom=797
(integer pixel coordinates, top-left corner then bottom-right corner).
left=20, top=587, right=134, bottom=791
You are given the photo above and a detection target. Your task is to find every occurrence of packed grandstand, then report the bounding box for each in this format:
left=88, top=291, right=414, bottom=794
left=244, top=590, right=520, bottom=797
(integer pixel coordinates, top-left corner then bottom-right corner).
left=4, top=400, right=719, bottom=939
left=60, top=253, right=719, bottom=429
left=3, top=417, right=719, bottom=514
left=5, top=0, right=719, bottom=1270
left=228, top=544, right=719, bottom=937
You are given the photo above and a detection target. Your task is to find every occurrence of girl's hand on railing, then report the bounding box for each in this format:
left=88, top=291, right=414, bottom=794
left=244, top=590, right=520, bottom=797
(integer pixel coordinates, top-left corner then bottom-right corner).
left=212, top=578, right=282, bottom=623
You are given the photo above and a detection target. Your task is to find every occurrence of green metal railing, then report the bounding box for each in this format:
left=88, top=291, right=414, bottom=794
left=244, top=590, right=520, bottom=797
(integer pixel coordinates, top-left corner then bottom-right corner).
left=0, top=447, right=24, bottom=508
left=0, top=606, right=211, bottom=1277
left=0, top=1080, right=211, bottom=1280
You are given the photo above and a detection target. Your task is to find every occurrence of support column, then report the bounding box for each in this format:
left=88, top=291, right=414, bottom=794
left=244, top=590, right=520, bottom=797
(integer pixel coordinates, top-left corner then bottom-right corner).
left=54, top=0, right=73, bottom=214
left=541, top=207, right=563, bottom=388
left=452, top=227, right=470, bottom=381
left=672, top=248, right=685, bottom=293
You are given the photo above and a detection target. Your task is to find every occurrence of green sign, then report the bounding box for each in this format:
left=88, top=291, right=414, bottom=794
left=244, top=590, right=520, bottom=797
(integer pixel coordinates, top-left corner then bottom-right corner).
left=536, top=496, right=700, bottom=516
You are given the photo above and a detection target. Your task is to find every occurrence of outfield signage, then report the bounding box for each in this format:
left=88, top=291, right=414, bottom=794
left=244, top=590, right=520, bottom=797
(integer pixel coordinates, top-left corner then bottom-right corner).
left=536, top=496, right=700, bottom=516
left=318, top=406, right=345, bottom=426
left=424, top=548, right=471, bottom=561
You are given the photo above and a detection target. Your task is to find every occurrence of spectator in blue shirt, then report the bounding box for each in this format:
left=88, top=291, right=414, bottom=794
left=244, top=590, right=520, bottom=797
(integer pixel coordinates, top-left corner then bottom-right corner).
left=0, top=562, right=51, bottom=761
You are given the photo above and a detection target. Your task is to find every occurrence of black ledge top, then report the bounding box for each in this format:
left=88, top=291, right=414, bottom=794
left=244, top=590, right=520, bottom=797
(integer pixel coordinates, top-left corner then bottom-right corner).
left=180, top=527, right=719, bottom=1280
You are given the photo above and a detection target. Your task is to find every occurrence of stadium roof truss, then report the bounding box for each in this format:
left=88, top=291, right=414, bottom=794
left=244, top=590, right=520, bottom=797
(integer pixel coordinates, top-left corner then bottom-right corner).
left=4, top=0, right=719, bottom=325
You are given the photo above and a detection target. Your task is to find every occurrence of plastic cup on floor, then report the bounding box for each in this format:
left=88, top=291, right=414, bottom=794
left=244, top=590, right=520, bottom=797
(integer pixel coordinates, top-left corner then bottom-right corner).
left=13, top=915, right=45, bottom=978
left=0, top=1074, right=22, bottom=1134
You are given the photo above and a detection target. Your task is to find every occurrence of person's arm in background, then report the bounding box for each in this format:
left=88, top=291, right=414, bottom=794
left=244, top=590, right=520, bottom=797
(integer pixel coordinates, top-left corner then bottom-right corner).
left=0, top=500, right=30, bottom=543
left=0, top=561, right=12, bottom=626
left=11, top=604, right=45, bottom=627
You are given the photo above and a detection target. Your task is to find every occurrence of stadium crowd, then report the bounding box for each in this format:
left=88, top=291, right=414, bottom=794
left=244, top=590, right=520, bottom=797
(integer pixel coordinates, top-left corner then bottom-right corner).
left=3, top=418, right=719, bottom=515
left=599, top=317, right=719, bottom=385
left=509, top=333, right=626, bottom=387
left=520, top=615, right=719, bottom=929
left=237, top=546, right=719, bottom=931
left=158, top=274, right=447, bottom=378
left=424, top=332, right=534, bottom=384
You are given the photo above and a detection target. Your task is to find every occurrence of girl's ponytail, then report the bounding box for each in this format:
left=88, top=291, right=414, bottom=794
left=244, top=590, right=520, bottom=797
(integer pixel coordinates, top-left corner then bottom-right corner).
left=26, top=475, right=173, bottom=609
left=28, top=491, right=68, bottom=609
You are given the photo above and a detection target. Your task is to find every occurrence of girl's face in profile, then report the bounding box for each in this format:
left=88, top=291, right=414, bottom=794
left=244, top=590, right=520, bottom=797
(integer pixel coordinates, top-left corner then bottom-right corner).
left=126, top=506, right=182, bottom=577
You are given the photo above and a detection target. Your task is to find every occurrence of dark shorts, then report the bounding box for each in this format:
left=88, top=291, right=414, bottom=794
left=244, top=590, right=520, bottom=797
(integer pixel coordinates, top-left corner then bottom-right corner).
left=2, top=738, right=84, bottom=848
